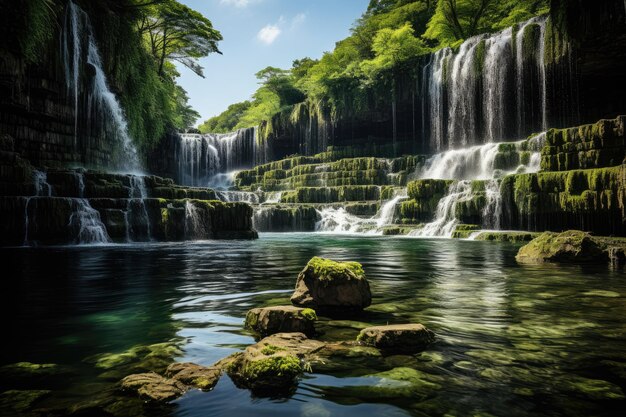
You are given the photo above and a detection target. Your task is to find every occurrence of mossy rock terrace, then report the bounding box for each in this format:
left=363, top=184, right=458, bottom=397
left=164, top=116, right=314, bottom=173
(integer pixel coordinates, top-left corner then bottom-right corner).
left=541, top=116, right=626, bottom=171
left=500, top=165, right=626, bottom=235
left=235, top=156, right=424, bottom=192
left=0, top=165, right=257, bottom=245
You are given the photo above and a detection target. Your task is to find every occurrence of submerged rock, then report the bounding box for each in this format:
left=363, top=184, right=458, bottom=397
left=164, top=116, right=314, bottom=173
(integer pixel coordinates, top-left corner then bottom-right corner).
left=516, top=230, right=609, bottom=264
left=119, top=372, right=187, bottom=402
left=244, top=305, right=317, bottom=337
left=357, top=324, right=435, bottom=354
left=290, top=257, right=371, bottom=314
left=164, top=362, right=221, bottom=391
left=0, top=389, right=50, bottom=413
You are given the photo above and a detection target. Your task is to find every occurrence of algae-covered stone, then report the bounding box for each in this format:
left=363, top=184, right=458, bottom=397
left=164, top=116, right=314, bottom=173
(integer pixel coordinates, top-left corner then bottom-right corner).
left=357, top=324, right=435, bottom=354
left=291, top=257, right=371, bottom=314
left=120, top=372, right=187, bottom=402
left=224, top=332, right=324, bottom=395
left=244, top=305, right=317, bottom=337
left=516, top=230, right=609, bottom=264
left=165, top=362, right=221, bottom=391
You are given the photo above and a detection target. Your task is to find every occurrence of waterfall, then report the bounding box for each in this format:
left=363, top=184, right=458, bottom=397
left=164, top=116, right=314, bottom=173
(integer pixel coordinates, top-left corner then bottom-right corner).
left=61, top=1, right=140, bottom=171
left=409, top=181, right=473, bottom=237
left=418, top=139, right=540, bottom=181
left=126, top=176, right=151, bottom=241
left=482, top=179, right=502, bottom=229
left=315, top=207, right=371, bottom=233
left=423, top=16, right=548, bottom=151
left=184, top=201, right=204, bottom=239
left=33, top=170, right=52, bottom=197
left=76, top=172, right=86, bottom=198
left=376, top=189, right=407, bottom=227
left=69, top=199, right=111, bottom=244
left=216, top=191, right=261, bottom=204
left=178, top=127, right=262, bottom=187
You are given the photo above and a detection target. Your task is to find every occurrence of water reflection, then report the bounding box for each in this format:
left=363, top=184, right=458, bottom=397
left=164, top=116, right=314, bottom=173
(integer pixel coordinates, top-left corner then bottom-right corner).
left=1, top=234, right=625, bottom=416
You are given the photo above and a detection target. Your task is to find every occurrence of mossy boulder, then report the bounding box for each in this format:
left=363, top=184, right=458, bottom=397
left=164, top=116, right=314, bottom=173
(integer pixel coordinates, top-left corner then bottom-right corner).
left=357, top=324, right=435, bottom=354
left=290, top=257, right=371, bottom=314
left=224, top=333, right=325, bottom=395
left=119, top=372, right=187, bottom=402
left=516, top=230, right=609, bottom=264
left=245, top=305, right=317, bottom=337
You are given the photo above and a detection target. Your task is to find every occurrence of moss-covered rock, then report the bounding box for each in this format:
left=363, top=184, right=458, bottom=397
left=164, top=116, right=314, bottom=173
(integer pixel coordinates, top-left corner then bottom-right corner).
left=291, top=257, right=371, bottom=314
left=357, top=324, right=435, bottom=354
left=224, top=333, right=324, bottom=395
left=244, top=305, right=317, bottom=337
left=516, top=230, right=609, bottom=264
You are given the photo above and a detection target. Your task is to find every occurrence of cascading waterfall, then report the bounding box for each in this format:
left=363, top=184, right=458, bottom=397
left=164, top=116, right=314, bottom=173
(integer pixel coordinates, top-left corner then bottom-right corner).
left=178, top=127, right=263, bottom=187
left=61, top=1, right=140, bottom=171
left=376, top=189, right=407, bottom=228
left=126, top=176, right=151, bottom=241
left=184, top=201, right=204, bottom=239
left=69, top=199, right=111, bottom=244
left=412, top=135, right=544, bottom=237
left=33, top=170, right=52, bottom=197
left=423, top=16, right=548, bottom=151
left=410, top=181, right=473, bottom=237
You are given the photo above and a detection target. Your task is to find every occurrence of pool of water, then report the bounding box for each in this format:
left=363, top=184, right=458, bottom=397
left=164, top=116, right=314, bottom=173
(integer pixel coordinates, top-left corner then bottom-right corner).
left=1, top=234, right=625, bottom=416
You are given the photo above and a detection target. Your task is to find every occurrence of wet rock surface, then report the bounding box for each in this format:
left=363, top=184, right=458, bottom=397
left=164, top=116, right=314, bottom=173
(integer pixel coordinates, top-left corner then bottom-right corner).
left=244, top=305, right=317, bottom=337
left=357, top=324, right=436, bottom=354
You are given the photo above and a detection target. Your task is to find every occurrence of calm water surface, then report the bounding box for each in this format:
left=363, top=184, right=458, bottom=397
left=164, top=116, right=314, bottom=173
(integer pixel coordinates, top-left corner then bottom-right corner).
left=1, top=234, right=625, bottom=416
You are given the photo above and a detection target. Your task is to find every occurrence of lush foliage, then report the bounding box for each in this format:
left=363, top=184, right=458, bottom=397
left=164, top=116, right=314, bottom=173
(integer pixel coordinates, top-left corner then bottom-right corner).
left=198, top=101, right=251, bottom=133
left=200, top=0, right=548, bottom=134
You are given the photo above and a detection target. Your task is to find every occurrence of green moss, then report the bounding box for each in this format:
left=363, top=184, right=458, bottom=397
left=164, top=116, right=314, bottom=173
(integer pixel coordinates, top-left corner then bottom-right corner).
left=299, top=308, right=317, bottom=321
left=307, top=257, right=365, bottom=282
left=244, top=355, right=302, bottom=380
left=260, top=344, right=286, bottom=356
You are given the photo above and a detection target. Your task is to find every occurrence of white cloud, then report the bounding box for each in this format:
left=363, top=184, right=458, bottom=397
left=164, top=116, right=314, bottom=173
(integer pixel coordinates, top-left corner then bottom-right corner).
left=291, top=13, right=306, bottom=29
left=220, top=0, right=258, bottom=8
left=257, top=24, right=281, bottom=45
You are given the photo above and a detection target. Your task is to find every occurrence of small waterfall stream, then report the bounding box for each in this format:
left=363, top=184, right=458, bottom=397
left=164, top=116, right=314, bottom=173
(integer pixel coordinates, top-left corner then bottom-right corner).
left=61, top=1, right=140, bottom=171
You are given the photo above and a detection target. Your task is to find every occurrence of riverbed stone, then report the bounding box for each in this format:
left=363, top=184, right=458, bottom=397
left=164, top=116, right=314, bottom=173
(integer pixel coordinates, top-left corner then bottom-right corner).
left=164, top=362, right=221, bottom=391
left=515, top=230, right=608, bottom=264
left=244, top=305, right=317, bottom=337
left=290, top=257, right=371, bottom=314
left=357, top=324, right=435, bottom=353
left=119, top=372, right=187, bottom=402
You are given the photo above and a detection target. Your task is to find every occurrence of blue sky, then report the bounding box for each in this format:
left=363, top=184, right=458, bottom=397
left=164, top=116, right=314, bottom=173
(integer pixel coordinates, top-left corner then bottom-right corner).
left=177, top=0, right=369, bottom=124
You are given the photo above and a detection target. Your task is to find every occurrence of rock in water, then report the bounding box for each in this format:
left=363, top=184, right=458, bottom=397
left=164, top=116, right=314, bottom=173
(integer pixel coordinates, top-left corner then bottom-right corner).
left=516, top=230, right=608, bottom=264
left=164, top=362, right=221, bottom=391
left=290, top=257, right=371, bottom=314
left=357, top=324, right=435, bottom=354
left=223, top=333, right=325, bottom=395
left=120, top=372, right=187, bottom=402
left=245, top=305, right=317, bottom=337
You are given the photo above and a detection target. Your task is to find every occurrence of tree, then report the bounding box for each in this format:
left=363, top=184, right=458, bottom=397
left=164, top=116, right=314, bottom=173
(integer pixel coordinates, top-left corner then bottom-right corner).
left=424, top=0, right=492, bottom=46
left=198, top=101, right=251, bottom=133
left=361, top=23, right=427, bottom=79
left=137, top=0, right=222, bottom=77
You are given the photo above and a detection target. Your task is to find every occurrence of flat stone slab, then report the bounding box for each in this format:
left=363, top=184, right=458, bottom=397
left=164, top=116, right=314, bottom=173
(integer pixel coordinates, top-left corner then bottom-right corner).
left=245, top=305, right=316, bottom=337
left=120, top=372, right=187, bottom=402
left=357, top=324, right=435, bottom=353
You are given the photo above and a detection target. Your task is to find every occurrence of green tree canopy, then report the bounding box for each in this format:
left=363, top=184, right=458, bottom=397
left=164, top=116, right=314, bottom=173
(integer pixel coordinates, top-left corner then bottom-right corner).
left=137, top=0, right=223, bottom=77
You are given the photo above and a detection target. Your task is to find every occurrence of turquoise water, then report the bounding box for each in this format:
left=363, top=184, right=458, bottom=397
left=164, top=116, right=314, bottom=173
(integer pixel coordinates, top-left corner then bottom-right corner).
left=1, top=234, right=625, bottom=416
